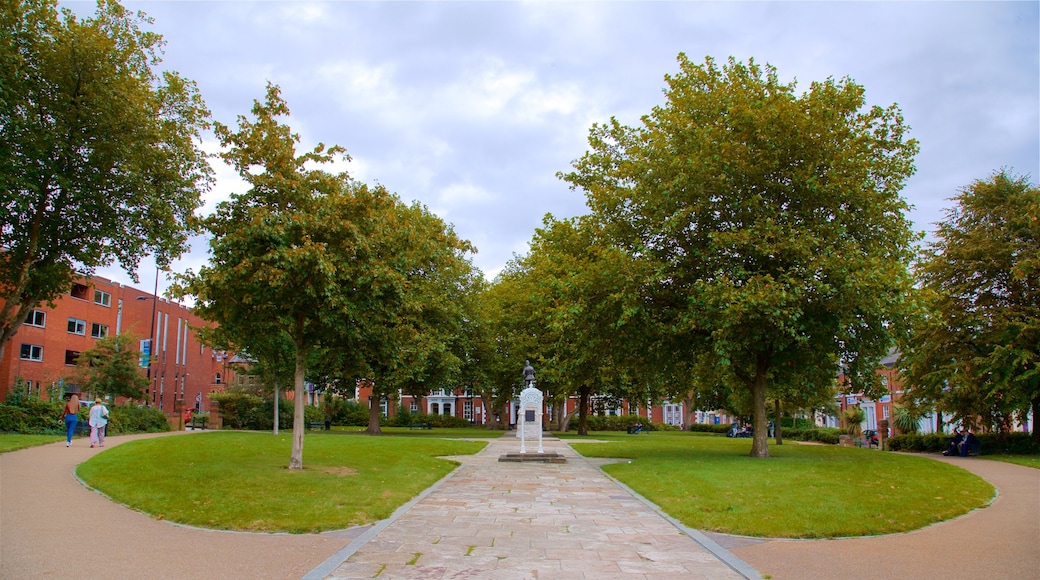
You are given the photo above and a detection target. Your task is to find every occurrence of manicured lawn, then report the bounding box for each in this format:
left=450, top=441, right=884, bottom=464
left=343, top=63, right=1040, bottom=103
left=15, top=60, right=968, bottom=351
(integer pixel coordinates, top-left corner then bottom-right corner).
left=0, top=434, right=62, bottom=454
left=565, top=431, right=995, bottom=538
left=981, top=454, right=1040, bottom=469
left=329, top=426, right=505, bottom=438
left=76, top=431, right=486, bottom=533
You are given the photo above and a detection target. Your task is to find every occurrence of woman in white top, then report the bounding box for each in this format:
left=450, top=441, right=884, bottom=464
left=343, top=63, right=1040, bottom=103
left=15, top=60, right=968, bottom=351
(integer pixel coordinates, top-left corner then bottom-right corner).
left=88, top=398, right=110, bottom=448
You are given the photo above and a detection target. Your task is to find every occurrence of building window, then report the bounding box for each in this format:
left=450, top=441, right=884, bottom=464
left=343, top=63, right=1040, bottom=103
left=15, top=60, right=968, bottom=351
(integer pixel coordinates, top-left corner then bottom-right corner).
left=91, top=323, right=108, bottom=338
left=409, top=400, right=418, bottom=413
left=65, top=350, right=80, bottom=366
left=67, top=318, right=86, bottom=335
left=214, top=372, right=222, bottom=385
left=464, top=400, right=473, bottom=421
left=24, top=310, right=46, bottom=327
left=20, top=344, right=43, bottom=361
left=431, top=402, right=440, bottom=415
left=94, top=289, right=111, bottom=307
left=71, top=283, right=89, bottom=300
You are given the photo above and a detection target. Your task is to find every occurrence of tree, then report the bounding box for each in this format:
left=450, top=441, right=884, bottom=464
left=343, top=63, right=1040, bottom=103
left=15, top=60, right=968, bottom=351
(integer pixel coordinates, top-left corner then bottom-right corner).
left=175, top=84, right=394, bottom=469
left=352, top=200, right=478, bottom=435
left=562, top=54, right=919, bottom=456
left=901, top=171, right=1039, bottom=438
left=71, top=333, right=149, bottom=401
left=0, top=0, right=212, bottom=360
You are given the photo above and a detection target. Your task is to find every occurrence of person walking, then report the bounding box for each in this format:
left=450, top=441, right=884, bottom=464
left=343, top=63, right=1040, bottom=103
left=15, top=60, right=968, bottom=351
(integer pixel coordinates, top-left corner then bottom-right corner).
left=88, top=398, right=110, bottom=448
left=60, top=393, right=80, bottom=447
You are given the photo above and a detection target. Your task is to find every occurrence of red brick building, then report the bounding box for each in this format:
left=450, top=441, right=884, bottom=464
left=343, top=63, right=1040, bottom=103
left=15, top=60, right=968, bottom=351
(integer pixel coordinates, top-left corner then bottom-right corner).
left=1, top=275, right=231, bottom=417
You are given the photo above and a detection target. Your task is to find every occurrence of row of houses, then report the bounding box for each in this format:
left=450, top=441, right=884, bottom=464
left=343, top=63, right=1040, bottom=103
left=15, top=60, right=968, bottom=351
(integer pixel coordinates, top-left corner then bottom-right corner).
left=5, top=274, right=995, bottom=436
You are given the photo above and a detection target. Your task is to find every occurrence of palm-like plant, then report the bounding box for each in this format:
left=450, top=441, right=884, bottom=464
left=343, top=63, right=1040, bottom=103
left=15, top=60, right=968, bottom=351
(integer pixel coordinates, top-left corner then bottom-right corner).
left=842, top=406, right=866, bottom=439
left=892, top=404, right=922, bottom=434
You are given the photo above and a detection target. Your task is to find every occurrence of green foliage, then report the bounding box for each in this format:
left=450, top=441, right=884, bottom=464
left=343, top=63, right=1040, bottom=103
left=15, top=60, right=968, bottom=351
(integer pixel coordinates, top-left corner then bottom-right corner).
left=561, top=54, right=920, bottom=457
left=0, top=391, right=61, bottom=433
left=842, top=406, right=866, bottom=437
left=212, top=392, right=340, bottom=430
left=780, top=427, right=844, bottom=445
left=70, top=333, right=150, bottom=400
left=901, top=171, right=1040, bottom=437
left=105, top=405, right=169, bottom=435
left=889, top=431, right=1040, bottom=455
left=0, top=0, right=211, bottom=358
left=389, top=410, right=472, bottom=429
left=583, top=414, right=678, bottom=432
left=686, top=423, right=732, bottom=435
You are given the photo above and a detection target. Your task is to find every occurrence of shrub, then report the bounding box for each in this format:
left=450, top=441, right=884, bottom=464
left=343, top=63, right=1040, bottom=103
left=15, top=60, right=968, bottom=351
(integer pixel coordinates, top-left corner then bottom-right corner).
left=584, top=414, right=678, bottom=432
left=106, top=405, right=169, bottom=435
left=0, top=391, right=63, bottom=434
left=211, top=393, right=373, bottom=430
left=687, top=423, right=731, bottom=435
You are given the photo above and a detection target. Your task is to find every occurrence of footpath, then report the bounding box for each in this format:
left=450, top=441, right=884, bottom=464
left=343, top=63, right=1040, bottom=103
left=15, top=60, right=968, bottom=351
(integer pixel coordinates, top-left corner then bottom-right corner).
left=2, top=430, right=1037, bottom=580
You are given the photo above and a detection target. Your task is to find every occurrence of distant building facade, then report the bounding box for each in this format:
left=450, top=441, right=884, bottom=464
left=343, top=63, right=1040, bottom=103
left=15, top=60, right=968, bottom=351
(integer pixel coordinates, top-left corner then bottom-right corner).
left=0, top=275, right=234, bottom=416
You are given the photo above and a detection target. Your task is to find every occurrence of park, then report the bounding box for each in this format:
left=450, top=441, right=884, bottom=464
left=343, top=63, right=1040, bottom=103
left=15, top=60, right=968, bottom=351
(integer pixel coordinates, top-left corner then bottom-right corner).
left=2, top=1, right=1038, bottom=578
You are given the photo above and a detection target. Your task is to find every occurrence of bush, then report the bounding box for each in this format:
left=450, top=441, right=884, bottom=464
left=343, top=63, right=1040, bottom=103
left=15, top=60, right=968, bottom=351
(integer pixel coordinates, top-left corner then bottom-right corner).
left=211, top=392, right=369, bottom=430
left=888, top=432, right=1040, bottom=455
left=106, top=405, right=169, bottom=435
left=687, top=423, right=731, bottom=435
left=583, top=414, right=678, bottom=432
left=0, top=391, right=63, bottom=434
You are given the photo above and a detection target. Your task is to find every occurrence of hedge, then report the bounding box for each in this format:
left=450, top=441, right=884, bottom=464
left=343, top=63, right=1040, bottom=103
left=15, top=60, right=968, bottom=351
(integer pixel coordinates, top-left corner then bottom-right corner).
left=0, top=391, right=168, bottom=435
left=580, top=414, right=679, bottom=432
left=889, top=431, right=1040, bottom=455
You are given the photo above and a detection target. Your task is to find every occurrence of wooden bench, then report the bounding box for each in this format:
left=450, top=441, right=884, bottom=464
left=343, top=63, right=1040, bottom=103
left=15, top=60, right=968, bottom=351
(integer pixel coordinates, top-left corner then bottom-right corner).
left=409, top=422, right=432, bottom=430
left=307, top=422, right=325, bottom=430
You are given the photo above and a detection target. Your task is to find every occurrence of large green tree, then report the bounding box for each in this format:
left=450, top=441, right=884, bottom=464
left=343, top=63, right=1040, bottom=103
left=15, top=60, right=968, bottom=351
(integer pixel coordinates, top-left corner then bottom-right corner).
left=176, top=85, right=397, bottom=468
left=901, top=171, right=1039, bottom=438
left=562, top=55, right=919, bottom=456
left=0, top=0, right=211, bottom=359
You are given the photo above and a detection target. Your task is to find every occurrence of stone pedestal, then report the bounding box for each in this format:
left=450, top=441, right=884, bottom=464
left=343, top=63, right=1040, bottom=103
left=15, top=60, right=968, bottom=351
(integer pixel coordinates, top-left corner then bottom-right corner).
left=517, top=384, right=543, bottom=454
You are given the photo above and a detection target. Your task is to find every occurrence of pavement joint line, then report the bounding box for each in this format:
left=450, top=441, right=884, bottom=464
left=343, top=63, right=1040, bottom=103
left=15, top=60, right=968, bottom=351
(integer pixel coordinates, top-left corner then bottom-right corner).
left=571, top=451, right=763, bottom=580
left=301, top=453, right=471, bottom=580
left=306, top=434, right=762, bottom=579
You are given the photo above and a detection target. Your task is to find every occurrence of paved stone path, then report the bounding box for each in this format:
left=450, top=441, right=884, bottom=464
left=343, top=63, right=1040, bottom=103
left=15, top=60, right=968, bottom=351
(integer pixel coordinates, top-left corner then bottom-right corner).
left=310, top=434, right=754, bottom=579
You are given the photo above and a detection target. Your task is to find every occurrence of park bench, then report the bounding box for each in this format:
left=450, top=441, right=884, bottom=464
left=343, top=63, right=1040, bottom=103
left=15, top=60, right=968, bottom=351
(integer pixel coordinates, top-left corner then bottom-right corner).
left=187, top=416, right=208, bottom=430
left=306, top=422, right=325, bottom=430
left=626, top=424, right=649, bottom=434
left=409, top=422, right=432, bottom=430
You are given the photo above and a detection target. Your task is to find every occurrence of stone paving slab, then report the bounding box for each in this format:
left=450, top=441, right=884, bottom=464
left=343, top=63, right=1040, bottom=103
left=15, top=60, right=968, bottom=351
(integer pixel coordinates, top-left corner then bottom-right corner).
left=315, top=435, right=752, bottom=580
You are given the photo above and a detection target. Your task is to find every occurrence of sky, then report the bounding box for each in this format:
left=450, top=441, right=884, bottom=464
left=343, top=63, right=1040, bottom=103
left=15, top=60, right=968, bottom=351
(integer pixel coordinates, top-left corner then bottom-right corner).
left=71, top=0, right=1040, bottom=297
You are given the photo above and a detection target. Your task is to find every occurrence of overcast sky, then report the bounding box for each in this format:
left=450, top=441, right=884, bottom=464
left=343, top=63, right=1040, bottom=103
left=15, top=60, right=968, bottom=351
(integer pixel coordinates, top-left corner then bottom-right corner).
left=71, top=1, right=1039, bottom=296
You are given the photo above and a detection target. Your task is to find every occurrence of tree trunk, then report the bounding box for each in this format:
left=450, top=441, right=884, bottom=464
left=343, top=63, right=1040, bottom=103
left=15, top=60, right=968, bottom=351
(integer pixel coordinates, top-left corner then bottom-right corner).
left=366, top=393, right=383, bottom=434
left=288, top=331, right=306, bottom=470
left=749, top=354, right=770, bottom=458
left=774, top=399, right=783, bottom=445
left=273, top=383, right=279, bottom=436
left=577, top=387, right=590, bottom=436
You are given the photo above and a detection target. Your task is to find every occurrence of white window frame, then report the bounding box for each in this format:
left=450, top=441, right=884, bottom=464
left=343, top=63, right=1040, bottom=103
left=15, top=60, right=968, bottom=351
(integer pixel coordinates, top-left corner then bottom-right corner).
left=94, top=289, right=111, bottom=307
left=409, top=400, right=418, bottom=413
left=20, top=344, right=43, bottom=361
left=67, top=318, right=86, bottom=335
left=25, top=310, right=46, bottom=327
left=91, top=323, right=109, bottom=338
left=464, top=399, right=473, bottom=421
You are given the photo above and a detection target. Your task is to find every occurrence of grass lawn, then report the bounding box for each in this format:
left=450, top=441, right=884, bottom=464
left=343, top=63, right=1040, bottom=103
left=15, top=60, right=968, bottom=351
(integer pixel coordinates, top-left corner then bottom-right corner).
left=0, top=434, right=62, bottom=454
left=76, top=431, right=485, bottom=533
left=565, top=431, right=995, bottom=538
left=981, top=454, right=1040, bottom=469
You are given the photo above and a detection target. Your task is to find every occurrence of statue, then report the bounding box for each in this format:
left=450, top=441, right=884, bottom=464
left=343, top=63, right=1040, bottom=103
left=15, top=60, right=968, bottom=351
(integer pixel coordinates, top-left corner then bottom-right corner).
left=522, top=360, right=535, bottom=386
